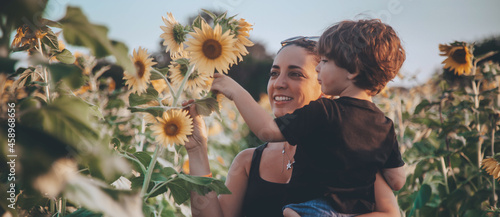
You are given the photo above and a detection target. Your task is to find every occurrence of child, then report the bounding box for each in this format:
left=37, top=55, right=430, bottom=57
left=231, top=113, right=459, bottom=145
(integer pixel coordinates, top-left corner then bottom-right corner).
left=211, top=19, right=406, bottom=216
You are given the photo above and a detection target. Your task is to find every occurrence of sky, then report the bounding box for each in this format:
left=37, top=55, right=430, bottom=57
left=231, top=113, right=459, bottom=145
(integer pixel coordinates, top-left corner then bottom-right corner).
left=42, top=0, right=500, bottom=87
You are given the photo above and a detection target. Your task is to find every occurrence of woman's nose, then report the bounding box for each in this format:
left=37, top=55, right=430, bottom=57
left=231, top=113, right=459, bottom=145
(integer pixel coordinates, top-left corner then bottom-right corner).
left=274, top=74, right=287, bottom=89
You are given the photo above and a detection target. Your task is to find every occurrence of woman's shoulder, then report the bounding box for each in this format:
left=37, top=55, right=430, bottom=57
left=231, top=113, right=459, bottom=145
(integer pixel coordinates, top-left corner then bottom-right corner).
left=231, top=147, right=257, bottom=176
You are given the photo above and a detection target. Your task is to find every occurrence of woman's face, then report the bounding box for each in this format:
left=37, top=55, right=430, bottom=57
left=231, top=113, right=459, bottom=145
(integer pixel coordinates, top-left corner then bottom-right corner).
left=267, top=45, right=322, bottom=117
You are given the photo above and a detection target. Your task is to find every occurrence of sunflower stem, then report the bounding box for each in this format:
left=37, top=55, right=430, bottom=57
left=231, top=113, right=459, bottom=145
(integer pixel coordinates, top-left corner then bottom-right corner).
left=440, top=156, right=450, bottom=194
left=152, top=68, right=176, bottom=97
left=492, top=117, right=498, bottom=208
left=172, top=64, right=195, bottom=107
left=139, top=116, right=146, bottom=151
left=141, top=144, right=163, bottom=198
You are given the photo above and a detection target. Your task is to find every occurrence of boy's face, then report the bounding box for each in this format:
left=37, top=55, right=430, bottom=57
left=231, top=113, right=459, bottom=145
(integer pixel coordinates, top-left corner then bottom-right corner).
left=315, top=56, right=352, bottom=96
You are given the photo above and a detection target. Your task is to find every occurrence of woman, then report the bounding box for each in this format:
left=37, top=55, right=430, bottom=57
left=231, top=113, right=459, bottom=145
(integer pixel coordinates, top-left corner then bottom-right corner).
left=184, top=38, right=401, bottom=217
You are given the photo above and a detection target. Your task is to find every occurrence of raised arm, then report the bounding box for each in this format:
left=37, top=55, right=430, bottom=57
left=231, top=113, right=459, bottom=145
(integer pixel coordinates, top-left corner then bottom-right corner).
left=211, top=73, right=285, bottom=142
left=185, top=101, right=254, bottom=217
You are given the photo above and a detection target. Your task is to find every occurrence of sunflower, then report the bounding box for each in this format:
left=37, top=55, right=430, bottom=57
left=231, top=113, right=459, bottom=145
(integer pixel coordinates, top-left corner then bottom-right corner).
left=123, top=47, right=157, bottom=95
left=482, top=158, right=500, bottom=180
left=160, top=13, right=186, bottom=58
left=11, top=24, right=47, bottom=49
left=439, top=43, right=473, bottom=76
left=169, top=60, right=210, bottom=94
left=185, top=21, right=238, bottom=74
left=233, top=18, right=254, bottom=63
left=151, top=109, right=193, bottom=146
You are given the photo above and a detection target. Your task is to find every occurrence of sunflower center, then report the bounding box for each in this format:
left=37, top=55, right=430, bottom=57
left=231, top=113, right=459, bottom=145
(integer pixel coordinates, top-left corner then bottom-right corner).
left=202, top=39, right=223, bottom=60
left=189, top=71, right=200, bottom=81
left=180, top=64, right=188, bottom=76
left=135, top=61, right=146, bottom=78
left=164, top=123, right=179, bottom=136
left=451, top=48, right=467, bottom=64
left=173, top=24, right=186, bottom=44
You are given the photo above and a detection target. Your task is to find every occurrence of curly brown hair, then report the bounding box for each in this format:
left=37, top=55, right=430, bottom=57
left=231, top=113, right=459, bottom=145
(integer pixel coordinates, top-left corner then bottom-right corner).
left=318, top=19, right=406, bottom=96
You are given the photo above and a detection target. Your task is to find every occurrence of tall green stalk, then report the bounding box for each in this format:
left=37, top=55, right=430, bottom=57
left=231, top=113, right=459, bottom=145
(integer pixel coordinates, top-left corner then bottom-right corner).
left=141, top=145, right=163, bottom=198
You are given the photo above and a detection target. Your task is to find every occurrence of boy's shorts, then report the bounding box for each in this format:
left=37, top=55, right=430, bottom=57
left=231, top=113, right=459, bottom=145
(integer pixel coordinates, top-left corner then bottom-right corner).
left=283, top=198, right=358, bottom=217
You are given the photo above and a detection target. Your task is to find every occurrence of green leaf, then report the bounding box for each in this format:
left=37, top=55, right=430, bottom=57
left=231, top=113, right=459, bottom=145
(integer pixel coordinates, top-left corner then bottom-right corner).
left=166, top=178, right=191, bottom=204
left=202, top=9, right=217, bottom=20
left=59, top=6, right=134, bottom=73
left=150, top=68, right=167, bottom=80
left=165, top=173, right=231, bottom=204
left=0, top=57, right=18, bottom=74
left=63, top=175, right=143, bottom=217
left=128, top=106, right=165, bottom=117
left=132, top=152, right=152, bottom=171
left=106, top=98, right=125, bottom=109
left=414, top=99, right=433, bottom=114
left=163, top=167, right=178, bottom=177
left=41, top=18, right=63, bottom=28
left=65, top=208, right=103, bottom=217
left=41, top=28, right=59, bottom=50
left=194, top=95, right=220, bottom=116
left=46, top=63, right=83, bottom=89
left=128, top=87, right=159, bottom=106
left=408, top=184, right=432, bottom=217
left=55, top=49, right=76, bottom=64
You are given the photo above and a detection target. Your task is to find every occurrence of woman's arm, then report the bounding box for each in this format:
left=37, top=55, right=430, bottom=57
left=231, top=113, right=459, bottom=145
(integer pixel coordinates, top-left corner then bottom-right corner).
left=357, top=172, right=401, bottom=217
left=185, top=101, right=253, bottom=217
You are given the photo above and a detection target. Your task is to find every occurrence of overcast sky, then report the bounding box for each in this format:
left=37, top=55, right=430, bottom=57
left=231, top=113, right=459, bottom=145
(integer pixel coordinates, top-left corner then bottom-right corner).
left=43, top=0, right=500, bottom=87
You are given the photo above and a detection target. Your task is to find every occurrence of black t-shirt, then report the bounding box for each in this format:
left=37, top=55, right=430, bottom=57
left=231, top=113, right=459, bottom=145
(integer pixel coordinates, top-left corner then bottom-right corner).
left=274, top=97, right=404, bottom=214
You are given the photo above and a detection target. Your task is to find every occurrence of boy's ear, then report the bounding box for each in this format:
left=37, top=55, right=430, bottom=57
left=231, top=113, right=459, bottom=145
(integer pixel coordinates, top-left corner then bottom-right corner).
left=347, top=71, right=359, bottom=80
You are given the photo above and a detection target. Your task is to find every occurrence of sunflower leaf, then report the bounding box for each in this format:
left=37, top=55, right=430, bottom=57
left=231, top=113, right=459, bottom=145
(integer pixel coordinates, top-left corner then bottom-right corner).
left=41, top=28, right=59, bottom=50
left=59, top=6, right=134, bottom=73
left=55, top=49, right=76, bottom=64
left=194, top=96, right=219, bottom=116
left=128, top=106, right=165, bottom=117
left=41, top=18, right=63, bottom=28
left=46, top=63, right=83, bottom=89
left=165, top=173, right=230, bottom=204
left=192, top=15, right=204, bottom=30
left=201, top=9, right=217, bottom=20
left=128, top=87, right=159, bottom=106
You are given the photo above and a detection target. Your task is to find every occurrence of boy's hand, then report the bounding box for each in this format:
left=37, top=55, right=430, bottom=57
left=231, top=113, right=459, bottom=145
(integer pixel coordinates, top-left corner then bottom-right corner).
left=210, top=73, right=243, bottom=101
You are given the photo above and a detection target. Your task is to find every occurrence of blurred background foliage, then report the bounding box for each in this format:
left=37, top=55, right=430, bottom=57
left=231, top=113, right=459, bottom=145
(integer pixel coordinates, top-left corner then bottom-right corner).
left=1, top=1, right=500, bottom=217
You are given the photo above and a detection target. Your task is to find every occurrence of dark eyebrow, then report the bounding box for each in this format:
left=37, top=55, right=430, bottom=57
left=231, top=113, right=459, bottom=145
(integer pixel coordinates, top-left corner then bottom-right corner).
left=271, top=65, right=303, bottom=70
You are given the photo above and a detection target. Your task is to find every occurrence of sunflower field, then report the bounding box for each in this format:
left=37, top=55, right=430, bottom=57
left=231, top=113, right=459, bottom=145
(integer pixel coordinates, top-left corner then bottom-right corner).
left=1, top=2, right=500, bottom=217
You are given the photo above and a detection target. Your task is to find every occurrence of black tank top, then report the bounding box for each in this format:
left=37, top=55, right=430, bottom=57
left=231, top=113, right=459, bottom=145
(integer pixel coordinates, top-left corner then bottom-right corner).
left=242, top=143, right=288, bottom=217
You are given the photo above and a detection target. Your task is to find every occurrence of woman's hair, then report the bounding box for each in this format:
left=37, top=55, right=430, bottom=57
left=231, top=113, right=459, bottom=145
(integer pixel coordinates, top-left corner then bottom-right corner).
left=318, top=19, right=406, bottom=96
left=278, top=38, right=320, bottom=64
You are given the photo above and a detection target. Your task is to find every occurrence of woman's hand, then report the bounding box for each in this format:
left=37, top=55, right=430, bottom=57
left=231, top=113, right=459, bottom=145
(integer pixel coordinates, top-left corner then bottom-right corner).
left=182, top=100, right=208, bottom=153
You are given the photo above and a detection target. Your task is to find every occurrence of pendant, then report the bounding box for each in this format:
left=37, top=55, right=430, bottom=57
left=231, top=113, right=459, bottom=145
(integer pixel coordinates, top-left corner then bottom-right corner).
left=286, top=160, right=294, bottom=170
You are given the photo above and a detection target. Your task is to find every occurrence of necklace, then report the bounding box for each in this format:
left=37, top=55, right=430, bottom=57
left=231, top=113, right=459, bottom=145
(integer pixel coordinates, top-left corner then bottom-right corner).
left=282, top=143, right=295, bottom=171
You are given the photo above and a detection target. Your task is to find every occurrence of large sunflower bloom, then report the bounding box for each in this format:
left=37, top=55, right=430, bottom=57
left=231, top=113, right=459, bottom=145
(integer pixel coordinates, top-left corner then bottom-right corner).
left=169, top=61, right=210, bottom=93
left=233, top=18, right=254, bottom=63
left=439, top=43, right=473, bottom=76
left=482, top=158, right=500, bottom=180
left=151, top=109, right=193, bottom=146
left=160, top=13, right=186, bottom=58
left=185, top=21, right=237, bottom=74
left=124, top=47, right=157, bottom=95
